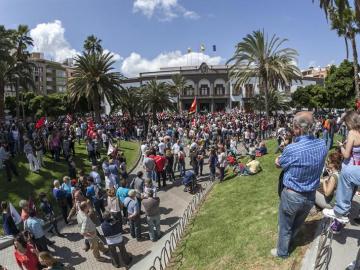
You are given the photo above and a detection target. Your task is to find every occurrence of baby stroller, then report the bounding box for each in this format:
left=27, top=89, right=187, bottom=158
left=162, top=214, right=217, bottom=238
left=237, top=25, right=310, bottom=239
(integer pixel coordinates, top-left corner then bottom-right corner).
left=182, top=170, right=197, bottom=194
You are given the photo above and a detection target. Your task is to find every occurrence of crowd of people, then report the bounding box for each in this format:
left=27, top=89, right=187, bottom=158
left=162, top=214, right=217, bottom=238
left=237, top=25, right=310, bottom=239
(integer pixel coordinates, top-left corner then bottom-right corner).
left=0, top=108, right=359, bottom=268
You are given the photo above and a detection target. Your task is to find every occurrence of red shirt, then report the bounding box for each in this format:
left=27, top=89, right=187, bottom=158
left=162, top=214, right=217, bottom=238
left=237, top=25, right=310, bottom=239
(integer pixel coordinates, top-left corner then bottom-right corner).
left=14, top=244, right=40, bottom=270
left=153, top=155, right=167, bottom=172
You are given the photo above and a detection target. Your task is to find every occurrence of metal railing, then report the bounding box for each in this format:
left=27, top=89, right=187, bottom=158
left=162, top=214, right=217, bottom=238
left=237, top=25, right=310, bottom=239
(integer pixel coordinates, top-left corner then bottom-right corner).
left=148, top=181, right=215, bottom=270
left=314, top=218, right=334, bottom=270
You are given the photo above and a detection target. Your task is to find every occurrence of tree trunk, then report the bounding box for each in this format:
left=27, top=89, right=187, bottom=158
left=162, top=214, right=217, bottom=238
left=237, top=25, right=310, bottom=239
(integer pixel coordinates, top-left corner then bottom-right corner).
left=351, top=34, right=360, bottom=98
left=264, top=80, right=270, bottom=119
left=178, top=93, right=181, bottom=112
left=15, top=79, right=20, bottom=120
left=21, top=93, right=25, bottom=120
left=92, top=91, right=101, bottom=122
left=345, top=37, right=349, bottom=60
left=0, top=81, right=5, bottom=121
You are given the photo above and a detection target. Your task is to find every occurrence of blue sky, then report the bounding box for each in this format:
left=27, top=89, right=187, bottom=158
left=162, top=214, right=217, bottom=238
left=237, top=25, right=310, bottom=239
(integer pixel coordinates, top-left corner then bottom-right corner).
left=0, top=0, right=350, bottom=76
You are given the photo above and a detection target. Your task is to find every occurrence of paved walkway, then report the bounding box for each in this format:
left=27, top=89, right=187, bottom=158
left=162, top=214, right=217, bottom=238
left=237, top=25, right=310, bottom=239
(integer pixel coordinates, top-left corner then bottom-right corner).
left=1, top=149, right=211, bottom=270
left=328, top=196, right=360, bottom=270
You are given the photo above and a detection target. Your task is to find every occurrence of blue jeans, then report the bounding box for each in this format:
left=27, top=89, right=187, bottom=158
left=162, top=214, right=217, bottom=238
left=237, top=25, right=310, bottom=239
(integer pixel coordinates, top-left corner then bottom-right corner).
left=147, top=214, right=161, bottom=241
left=277, top=188, right=315, bottom=257
left=334, top=164, right=360, bottom=216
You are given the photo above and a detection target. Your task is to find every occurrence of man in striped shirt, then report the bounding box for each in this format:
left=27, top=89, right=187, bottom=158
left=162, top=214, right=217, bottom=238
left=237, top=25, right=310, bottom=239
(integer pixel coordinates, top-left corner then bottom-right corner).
left=271, top=112, right=327, bottom=258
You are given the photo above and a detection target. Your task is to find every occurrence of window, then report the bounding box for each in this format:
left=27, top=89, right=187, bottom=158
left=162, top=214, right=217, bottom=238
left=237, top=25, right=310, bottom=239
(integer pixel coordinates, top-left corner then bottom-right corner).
left=46, top=77, right=53, bottom=82
left=184, top=86, right=194, bottom=96
left=56, top=70, right=66, bottom=78
left=232, top=85, right=242, bottom=96
left=215, top=84, right=225, bottom=96
left=200, top=84, right=209, bottom=96
left=245, top=84, right=254, bottom=98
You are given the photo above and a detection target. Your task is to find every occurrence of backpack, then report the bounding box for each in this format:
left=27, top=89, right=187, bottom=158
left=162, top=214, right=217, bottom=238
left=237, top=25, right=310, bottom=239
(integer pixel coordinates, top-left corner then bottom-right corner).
left=94, top=184, right=105, bottom=200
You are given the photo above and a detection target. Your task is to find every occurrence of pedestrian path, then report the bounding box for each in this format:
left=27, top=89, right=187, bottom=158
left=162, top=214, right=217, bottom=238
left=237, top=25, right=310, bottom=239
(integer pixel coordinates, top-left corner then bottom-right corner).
left=328, top=196, right=360, bottom=270
left=1, top=150, right=211, bottom=270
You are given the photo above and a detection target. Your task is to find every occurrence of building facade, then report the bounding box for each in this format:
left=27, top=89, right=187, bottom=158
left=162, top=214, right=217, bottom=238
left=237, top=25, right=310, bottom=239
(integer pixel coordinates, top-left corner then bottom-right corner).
left=4, top=53, right=74, bottom=97
left=30, top=53, right=71, bottom=94
left=124, top=62, right=323, bottom=112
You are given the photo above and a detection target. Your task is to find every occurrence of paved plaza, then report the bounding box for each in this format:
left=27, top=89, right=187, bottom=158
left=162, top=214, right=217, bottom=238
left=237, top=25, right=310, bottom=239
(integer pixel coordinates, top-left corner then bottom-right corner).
left=1, top=150, right=211, bottom=270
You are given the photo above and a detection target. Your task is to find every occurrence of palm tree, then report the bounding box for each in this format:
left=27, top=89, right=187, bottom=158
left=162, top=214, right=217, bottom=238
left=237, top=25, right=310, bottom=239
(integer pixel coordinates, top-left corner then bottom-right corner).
left=142, top=80, right=175, bottom=123
left=0, top=25, right=14, bottom=120
left=116, top=87, right=144, bottom=119
left=12, top=25, right=35, bottom=119
left=68, top=51, right=124, bottom=122
left=316, top=0, right=360, bottom=21
left=171, top=74, right=187, bottom=111
left=316, top=2, right=360, bottom=98
left=227, top=30, right=302, bottom=118
left=84, top=35, right=103, bottom=55
left=251, top=89, right=290, bottom=114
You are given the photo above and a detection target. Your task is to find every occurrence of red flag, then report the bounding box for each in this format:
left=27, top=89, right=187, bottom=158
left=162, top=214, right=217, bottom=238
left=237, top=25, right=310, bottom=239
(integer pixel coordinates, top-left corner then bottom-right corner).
left=35, top=117, right=46, bottom=129
left=356, top=99, right=360, bottom=110
left=189, top=97, right=197, bottom=114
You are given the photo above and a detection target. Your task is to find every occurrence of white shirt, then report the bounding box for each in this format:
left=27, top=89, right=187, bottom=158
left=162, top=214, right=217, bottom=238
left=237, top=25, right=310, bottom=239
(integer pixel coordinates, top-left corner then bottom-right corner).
left=172, top=143, right=180, bottom=154
left=158, top=142, right=166, bottom=154
left=76, top=127, right=82, bottom=136
left=141, top=144, right=148, bottom=156
left=101, top=133, right=108, bottom=143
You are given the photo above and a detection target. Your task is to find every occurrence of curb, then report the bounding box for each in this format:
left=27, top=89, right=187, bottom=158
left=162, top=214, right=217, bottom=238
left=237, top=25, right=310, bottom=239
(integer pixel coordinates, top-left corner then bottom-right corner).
left=128, top=141, right=142, bottom=174
left=300, top=218, right=325, bottom=270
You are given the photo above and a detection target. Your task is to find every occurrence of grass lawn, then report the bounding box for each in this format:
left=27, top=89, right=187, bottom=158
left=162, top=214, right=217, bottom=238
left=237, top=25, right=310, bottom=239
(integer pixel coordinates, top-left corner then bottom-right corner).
left=0, top=140, right=139, bottom=222
left=169, top=140, right=320, bottom=270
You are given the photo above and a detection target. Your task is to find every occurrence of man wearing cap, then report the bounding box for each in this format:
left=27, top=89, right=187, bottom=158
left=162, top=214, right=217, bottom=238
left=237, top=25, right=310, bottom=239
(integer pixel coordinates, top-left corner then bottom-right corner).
left=142, top=190, right=161, bottom=242
left=271, top=111, right=327, bottom=258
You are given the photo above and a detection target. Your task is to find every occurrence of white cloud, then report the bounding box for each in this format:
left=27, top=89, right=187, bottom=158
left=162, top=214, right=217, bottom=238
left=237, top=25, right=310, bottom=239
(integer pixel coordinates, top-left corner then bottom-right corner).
left=183, top=10, right=200, bottom=20
left=103, top=49, right=123, bottom=62
left=121, top=50, right=223, bottom=77
left=30, top=20, right=123, bottom=67
left=133, top=0, right=199, bottom=21
left=30, top=20, right=78, bottom=62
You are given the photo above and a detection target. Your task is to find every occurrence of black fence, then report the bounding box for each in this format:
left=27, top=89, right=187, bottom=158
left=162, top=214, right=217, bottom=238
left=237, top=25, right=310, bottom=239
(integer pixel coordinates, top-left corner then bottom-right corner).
left=148, top=181, right=215, bottom=270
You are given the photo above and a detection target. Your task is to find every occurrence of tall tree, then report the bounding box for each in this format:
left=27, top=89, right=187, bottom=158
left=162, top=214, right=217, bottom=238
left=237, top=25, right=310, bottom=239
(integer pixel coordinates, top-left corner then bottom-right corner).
left=171, top=74, right=187, bottom=111
left=0, top=25, right=14, bottom=120
left=11, top=25, right=35, bottom=119
left=142, top=80, right=175, bottom=123
left=252, top=89, right=291, bottom=114
left=292, top=60, right=355, bottom=109
left=227, top=30, right=302, bottom=117
left=68, top=51, right=124, bottom=122
left=116, top=87, right=144, bottom=119
left=84, top=35, right=103, bottom=55
left=326, top=5, right=360, bottom=98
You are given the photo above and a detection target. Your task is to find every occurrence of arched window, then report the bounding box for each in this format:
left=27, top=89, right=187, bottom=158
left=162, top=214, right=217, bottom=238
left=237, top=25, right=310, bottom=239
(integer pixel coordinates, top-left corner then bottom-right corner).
left=198, top=79, right=210, bottom=96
